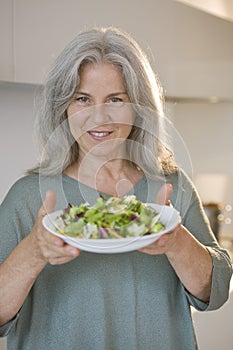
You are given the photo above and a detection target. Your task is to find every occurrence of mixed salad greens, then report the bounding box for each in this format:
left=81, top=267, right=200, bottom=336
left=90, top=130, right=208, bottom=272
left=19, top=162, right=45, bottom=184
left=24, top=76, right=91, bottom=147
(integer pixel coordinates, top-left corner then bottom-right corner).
left=55, top=195, right=164, bottom=239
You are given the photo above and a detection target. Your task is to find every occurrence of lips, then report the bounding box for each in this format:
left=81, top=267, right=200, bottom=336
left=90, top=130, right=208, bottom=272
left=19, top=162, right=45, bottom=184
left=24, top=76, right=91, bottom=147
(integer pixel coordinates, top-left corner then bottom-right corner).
left=87, top=130, right=113, bottom=140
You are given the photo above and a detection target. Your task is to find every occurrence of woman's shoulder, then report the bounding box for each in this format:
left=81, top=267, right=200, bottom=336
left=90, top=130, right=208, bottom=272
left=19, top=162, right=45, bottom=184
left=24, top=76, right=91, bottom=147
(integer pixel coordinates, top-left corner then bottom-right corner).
left=0, top=173, right=42, bottom=222
left=10, top=173, right=40, bottom=192
left=165, top=168, right=194, bottom=188
left=2, top=173, right=41, bottom=204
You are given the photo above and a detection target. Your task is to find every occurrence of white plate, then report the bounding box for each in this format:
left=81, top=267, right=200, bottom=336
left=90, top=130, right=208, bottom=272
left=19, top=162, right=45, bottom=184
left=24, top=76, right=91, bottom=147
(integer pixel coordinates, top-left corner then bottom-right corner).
left=42, top=203, right=180, bottom=254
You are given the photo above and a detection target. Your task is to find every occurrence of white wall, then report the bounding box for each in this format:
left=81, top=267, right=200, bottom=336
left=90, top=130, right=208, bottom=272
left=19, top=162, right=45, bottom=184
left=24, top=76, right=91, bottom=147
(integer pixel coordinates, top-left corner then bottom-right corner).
left=170, top=102, right=233, bottom=240
left=171, top=102, right=233, bottom=175
left=192, top=279, right=233, bottom=350
left=0, top=82, right=39, bottom=201
left=0, top=82, right=39, bottom=350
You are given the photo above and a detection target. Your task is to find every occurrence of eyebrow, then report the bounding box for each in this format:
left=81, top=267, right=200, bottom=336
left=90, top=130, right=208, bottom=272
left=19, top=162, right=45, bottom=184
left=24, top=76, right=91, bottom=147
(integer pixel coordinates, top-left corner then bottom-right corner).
left=107, top=92, right=128, bottom=97
left=76, top=91, right=128, bottom=97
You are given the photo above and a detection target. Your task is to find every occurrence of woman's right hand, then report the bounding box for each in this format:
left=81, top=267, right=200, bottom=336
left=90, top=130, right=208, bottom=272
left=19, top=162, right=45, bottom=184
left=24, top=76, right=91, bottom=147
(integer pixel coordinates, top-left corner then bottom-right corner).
left=31, top=190, right=80, bottom=266
left=0, top=190, right=80, bottom=326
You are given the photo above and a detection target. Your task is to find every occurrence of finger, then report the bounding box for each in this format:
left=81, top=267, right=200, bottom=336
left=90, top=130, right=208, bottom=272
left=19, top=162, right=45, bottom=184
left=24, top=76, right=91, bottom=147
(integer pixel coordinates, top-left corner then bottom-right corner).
left=51, top=242, right=80, bottom=257
left=41, top=241, right=80, bottom=260
left=38, top=190, right=56, bottom=219
left=43, top=190, right=57, bottom=215
left=138, top=234, right=169, bottom=254
left=155, top=183, right=173, bottom=205
left=41, top=230, right=65, bottom=246
left=49, top=254, right=80, bottom=265
left=138, top=245, right=160, bottom=255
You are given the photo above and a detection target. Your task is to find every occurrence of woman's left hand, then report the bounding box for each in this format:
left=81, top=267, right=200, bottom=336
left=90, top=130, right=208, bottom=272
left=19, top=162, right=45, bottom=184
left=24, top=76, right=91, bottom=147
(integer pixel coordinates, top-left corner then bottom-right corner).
left=138, top=223, right=181, bottom=255
left=138, top=183, right=181, bottom=255
left=138, top=183, right=213, bottom=302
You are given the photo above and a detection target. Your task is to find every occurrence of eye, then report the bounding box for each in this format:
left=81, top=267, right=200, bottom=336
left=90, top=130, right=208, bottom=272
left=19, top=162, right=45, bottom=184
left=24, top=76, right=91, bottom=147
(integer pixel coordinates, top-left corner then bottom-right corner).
left=75, top=95, right=91, bottom=105
left=109, top=97, right=122, bottom=103
left=106, top=97, right=124, bottom=106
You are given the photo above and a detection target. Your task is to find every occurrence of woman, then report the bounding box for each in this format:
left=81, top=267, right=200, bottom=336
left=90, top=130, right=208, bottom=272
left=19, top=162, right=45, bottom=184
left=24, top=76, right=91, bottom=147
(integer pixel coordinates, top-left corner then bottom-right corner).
left=0, top=27, right=232, bottom=350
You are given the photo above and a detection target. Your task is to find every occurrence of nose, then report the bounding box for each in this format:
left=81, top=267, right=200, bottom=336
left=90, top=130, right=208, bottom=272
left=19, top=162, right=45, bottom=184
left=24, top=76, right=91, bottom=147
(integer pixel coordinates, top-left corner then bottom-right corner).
left=91, top=104, right=111, bottom=125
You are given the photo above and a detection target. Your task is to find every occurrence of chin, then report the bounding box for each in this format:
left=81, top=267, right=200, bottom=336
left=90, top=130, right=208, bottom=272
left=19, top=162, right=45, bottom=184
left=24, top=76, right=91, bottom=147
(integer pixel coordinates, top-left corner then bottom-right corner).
left=86, top=145, right=124, bottom=159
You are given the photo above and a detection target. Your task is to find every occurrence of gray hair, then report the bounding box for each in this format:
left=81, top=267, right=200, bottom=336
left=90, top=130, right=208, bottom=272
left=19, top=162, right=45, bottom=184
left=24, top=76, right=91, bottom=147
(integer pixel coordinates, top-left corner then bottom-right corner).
left=31, top=27, right=175, bottom=176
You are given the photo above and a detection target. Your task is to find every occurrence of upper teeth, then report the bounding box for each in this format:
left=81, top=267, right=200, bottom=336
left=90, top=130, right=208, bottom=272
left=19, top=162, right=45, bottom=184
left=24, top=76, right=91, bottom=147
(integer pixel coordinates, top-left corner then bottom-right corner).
left=89, top=132, right=110, bottom=137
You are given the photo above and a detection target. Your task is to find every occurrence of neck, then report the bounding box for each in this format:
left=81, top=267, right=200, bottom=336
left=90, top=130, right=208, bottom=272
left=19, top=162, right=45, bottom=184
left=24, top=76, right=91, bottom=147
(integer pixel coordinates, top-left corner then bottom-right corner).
left=65, top=158, right=143, bottom=196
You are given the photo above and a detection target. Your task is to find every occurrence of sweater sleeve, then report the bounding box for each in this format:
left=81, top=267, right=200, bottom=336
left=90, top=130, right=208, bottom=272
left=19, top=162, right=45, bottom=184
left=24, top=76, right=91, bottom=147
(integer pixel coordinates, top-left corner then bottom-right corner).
left=0, top=175, right=41, bottom=264
left=169, top=170, right=232, bottom=311
left=0, top=314, right=19, bottom=337
left=0, top=175, right=43, bottom=337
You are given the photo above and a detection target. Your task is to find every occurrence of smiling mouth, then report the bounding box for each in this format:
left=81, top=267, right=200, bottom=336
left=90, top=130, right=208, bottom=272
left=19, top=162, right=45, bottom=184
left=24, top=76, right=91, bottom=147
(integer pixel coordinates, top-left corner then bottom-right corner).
left=87, top=130, right=113, bottom=139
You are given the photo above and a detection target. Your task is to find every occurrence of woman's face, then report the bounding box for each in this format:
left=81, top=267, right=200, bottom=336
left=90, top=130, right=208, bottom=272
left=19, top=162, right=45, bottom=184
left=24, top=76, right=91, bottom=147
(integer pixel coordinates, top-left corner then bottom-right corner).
left=67, top=63, right=134, bottom=160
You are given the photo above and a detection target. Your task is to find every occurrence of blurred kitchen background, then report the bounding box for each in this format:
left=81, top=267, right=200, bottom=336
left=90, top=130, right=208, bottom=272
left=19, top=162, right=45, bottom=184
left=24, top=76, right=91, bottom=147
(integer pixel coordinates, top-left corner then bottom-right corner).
left=0, top=0, right=233, bottom=349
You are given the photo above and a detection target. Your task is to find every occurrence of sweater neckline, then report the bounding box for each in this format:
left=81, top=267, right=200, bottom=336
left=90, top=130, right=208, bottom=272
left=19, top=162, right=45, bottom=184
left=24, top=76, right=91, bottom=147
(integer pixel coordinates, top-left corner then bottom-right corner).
left=62, top=173, right=147, bottom=197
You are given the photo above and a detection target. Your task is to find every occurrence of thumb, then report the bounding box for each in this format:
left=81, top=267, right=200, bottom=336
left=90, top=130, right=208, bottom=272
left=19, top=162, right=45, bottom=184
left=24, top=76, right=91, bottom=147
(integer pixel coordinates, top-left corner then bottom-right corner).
left=155, top=183, right=173, bottom=205
left=39, top=190, right=57, bottom=218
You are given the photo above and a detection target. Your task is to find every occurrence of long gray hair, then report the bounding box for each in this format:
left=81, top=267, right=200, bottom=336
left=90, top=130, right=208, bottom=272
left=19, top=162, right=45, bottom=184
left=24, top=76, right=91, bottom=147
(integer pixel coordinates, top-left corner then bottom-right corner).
left=31, top=26, right=175, bottom=176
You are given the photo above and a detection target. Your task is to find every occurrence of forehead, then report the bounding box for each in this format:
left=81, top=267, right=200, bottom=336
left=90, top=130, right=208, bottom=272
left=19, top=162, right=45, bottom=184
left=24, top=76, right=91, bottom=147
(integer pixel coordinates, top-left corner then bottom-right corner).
left=78, top=62, right=125, bottom=87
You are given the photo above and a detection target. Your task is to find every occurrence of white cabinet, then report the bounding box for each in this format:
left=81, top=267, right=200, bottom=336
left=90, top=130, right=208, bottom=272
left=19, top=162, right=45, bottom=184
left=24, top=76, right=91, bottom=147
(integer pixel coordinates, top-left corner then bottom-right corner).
left=0, top=0, right=233, bottom=99
left=13, top=0, right=81, bottom=84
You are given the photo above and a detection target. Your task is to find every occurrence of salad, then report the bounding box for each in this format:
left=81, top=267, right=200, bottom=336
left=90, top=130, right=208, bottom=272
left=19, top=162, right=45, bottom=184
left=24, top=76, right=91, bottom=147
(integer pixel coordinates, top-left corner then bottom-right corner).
left=55, top=195, right=165, bottom=239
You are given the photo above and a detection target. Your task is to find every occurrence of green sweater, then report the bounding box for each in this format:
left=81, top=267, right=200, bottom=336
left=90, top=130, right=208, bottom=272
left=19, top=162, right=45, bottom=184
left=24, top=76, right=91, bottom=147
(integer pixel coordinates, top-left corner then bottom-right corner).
left=0, top=171, right=232, bottom=350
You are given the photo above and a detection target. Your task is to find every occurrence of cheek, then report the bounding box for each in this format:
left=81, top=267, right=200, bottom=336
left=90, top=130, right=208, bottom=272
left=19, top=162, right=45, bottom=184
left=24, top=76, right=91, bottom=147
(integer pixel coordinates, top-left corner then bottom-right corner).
left=68, top=115, right=83, bottom=140
left=67, top=103, right=77, bottom=118
left=122, top=124, right=133, bottom=137
left=124, top=107, right=136, bottom=129
left=113, top=107, right=135, bottom=128
left=67, top=105, right=89, bottom=139
left=119, top=110, right=135, bottom=136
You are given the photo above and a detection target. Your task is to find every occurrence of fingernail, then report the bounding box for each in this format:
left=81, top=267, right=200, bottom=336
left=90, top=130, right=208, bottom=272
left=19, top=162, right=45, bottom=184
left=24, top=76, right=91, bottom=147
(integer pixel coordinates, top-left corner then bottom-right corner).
left=54, top=239, right=61, bottom=246
left=69, top=249, right=77, bottom=256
